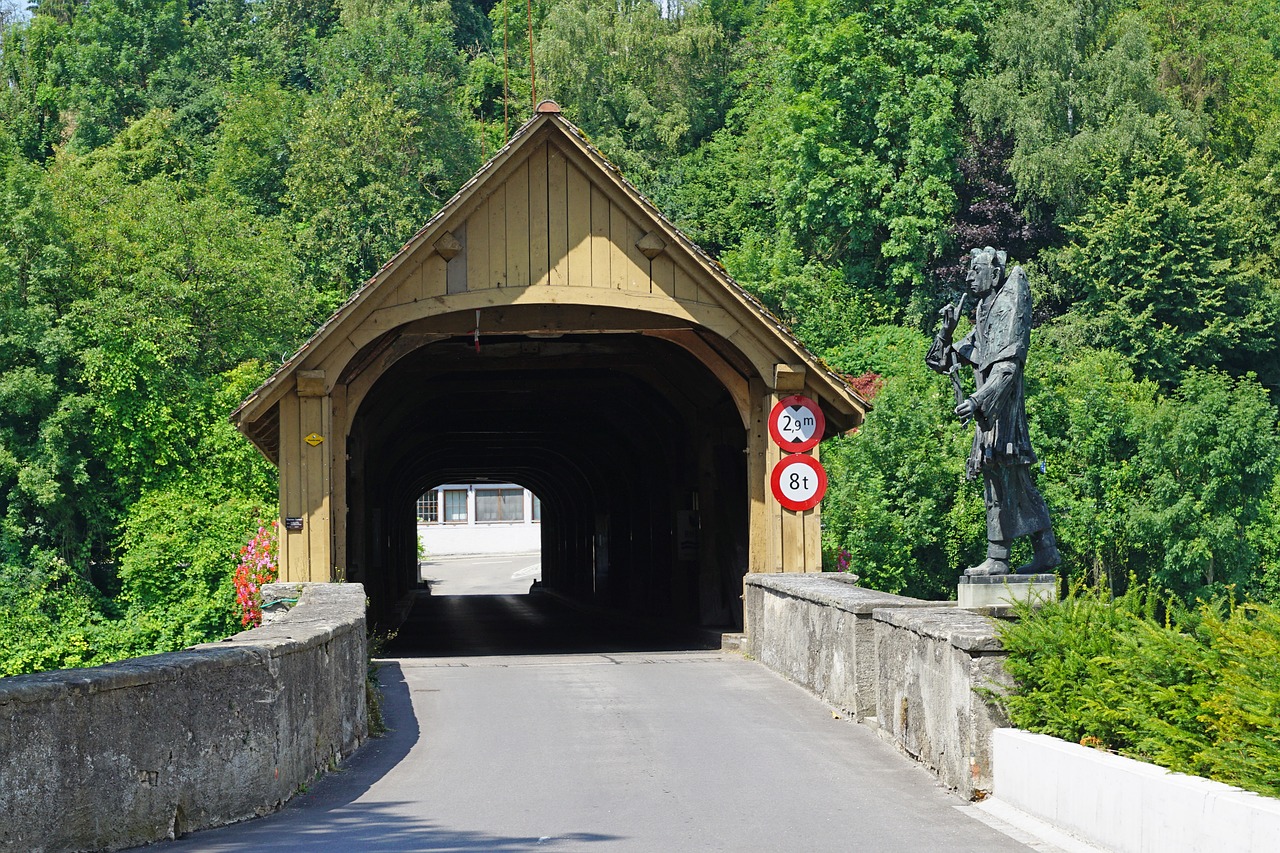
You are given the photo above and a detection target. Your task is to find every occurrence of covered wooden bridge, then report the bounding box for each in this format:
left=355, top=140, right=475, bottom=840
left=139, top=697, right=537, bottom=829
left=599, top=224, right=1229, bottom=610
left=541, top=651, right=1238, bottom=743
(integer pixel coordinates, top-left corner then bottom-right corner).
left=232, top=103, right=867, bottom=628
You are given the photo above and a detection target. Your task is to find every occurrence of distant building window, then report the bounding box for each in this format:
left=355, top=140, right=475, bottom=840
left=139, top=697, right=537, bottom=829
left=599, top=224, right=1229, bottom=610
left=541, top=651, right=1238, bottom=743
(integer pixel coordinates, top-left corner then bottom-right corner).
left=443, top=489, right=468, bottom=523
left=476, top=488, right=523, bottom=522
left=532, top=495, right=542, bottom=522
left=416, top=491, right=438, bottom=522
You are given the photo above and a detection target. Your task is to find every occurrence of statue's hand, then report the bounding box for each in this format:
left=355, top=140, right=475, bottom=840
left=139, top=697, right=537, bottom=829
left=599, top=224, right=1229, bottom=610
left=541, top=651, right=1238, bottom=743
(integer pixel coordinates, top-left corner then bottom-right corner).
left=938, top=302, right=959, bottom=338
left=955, top=398, right=976, bottom=420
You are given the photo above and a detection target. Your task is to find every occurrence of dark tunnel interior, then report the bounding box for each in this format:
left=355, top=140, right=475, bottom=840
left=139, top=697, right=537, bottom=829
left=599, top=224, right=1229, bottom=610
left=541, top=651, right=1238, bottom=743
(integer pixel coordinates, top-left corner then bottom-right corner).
left=344, top=333, right=750, bottom=636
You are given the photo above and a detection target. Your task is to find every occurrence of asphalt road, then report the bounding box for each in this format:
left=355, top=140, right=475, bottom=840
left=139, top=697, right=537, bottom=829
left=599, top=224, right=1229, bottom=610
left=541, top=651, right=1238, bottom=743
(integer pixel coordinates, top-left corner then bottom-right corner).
left=420, top=553, right=542, bottom=596
left=154, top=589, right=1036, bottom=853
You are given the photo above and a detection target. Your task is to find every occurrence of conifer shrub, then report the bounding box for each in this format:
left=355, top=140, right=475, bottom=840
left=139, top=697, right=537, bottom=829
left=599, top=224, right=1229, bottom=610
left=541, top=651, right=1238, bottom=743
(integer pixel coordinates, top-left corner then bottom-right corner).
left=997, top=584, right=1280, bottom=798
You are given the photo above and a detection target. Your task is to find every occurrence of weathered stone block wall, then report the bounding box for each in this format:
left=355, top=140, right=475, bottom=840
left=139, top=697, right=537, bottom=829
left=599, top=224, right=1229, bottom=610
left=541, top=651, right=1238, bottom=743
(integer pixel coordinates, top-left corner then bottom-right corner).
left=743, top=574, right=931, bottom=720
left=743, top=574, right=1013, bottom=799
left=872, top=607, right=1011, bottom=798
left=0, top=582, right=367, bottom=853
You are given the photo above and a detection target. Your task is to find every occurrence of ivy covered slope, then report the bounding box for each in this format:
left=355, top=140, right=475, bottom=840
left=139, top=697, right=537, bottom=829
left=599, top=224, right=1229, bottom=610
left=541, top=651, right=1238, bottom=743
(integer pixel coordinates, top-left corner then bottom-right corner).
left=1, top=0, right=1279, bottom=676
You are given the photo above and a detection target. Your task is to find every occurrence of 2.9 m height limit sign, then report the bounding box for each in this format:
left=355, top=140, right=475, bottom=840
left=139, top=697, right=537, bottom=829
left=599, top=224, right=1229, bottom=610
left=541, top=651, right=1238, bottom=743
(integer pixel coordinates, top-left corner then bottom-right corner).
left=768, top=395, right=829, bottom=511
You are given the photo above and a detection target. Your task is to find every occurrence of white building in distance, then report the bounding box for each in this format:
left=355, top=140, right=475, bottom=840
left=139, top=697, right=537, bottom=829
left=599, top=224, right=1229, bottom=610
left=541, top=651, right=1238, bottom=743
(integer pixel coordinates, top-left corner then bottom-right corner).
left=416, top=483, right=541, bottom=556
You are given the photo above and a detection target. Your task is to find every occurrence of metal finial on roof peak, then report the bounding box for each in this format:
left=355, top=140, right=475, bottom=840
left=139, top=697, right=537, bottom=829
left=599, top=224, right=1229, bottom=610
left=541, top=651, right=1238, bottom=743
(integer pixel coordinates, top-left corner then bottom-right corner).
left=535, top=100, right=561, bottom=114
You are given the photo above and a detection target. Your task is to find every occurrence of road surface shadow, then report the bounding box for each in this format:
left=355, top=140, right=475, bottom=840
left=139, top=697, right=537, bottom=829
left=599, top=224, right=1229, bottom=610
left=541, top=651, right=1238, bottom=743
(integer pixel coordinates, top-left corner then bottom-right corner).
left=386, top=590, right=724, bottom=658
left=169, top=805, right=620, bottom=852
left=153, top=662, right=623, bottom=851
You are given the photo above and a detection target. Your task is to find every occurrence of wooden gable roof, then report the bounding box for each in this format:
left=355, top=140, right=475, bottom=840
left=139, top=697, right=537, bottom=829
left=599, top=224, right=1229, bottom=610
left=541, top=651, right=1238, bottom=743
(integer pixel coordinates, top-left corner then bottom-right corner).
left=233, top=103, right=867, bottom=451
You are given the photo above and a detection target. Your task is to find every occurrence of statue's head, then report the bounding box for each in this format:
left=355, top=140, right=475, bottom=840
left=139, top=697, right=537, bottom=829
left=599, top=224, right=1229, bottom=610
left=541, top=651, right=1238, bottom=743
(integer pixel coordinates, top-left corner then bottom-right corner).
left=966, top=246, right=1007, bottom=296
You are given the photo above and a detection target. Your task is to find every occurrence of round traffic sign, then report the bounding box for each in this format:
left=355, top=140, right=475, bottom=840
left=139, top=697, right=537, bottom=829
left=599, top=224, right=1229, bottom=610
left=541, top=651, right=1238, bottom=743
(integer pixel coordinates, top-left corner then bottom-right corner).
left=770, top=454, right=828, bottom=511
left=769, top=395, right=825, bottom=452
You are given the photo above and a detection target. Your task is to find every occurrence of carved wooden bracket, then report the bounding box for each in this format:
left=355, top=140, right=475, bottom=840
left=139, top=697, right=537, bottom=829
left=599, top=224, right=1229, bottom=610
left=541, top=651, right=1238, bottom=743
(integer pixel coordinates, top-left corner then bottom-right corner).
left=434, top=231, right=463, bottom=262
left=635, top=231, right=667, bottom=260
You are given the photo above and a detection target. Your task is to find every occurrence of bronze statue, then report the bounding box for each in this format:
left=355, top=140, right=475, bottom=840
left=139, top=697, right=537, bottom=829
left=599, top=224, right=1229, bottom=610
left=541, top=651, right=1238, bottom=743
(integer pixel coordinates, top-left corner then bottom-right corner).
left=927, top=247, right=1060, bottom=576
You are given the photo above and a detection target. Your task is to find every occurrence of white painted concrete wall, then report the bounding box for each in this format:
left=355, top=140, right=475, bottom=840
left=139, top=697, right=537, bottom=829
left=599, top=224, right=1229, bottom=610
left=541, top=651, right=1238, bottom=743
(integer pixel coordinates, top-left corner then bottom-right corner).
left=418, top=522, right=540, bottom=555
left=417, top=484, right=541, bottom=556
left=991, top=728, right=1280, bottom=853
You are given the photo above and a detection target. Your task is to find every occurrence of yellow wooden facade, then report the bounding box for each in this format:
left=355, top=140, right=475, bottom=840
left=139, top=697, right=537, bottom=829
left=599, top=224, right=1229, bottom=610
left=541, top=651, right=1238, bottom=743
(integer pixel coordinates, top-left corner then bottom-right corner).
left=233, top=104, right=867, bottom=609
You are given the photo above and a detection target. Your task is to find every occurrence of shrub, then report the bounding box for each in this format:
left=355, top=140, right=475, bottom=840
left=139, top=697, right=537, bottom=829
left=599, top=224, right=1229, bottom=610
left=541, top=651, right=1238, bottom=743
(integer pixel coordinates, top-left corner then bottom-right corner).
left=998, top=584, right=1280, bottom=798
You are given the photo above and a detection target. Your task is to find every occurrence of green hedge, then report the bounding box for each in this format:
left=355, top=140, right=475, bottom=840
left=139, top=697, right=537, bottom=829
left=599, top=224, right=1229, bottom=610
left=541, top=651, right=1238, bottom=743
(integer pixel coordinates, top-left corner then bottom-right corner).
left=997, top=584, right=1280, bottom=799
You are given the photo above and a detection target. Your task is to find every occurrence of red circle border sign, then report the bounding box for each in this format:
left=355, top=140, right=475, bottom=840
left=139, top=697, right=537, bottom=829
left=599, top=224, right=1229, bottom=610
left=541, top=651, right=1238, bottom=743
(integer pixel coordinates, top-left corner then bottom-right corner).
left=770, top=454, right=828, bottom=512
left=768, top=395, right=826, bottom=452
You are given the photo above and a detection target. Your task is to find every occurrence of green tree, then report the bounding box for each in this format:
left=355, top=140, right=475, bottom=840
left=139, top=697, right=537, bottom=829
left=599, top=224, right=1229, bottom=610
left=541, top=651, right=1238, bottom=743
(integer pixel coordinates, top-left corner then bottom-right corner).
left=965, top=0, right=1176, bottom=216
left=115, top=482, right=269, bottom=652
left=0, top=13, right=71, bottom=162
left=208, top=70, right=301, bottom=215
left=1025, top=346, right=1152, bottom=591
left=821, top=326, right=978, bottom=598
left=0, top=129, right=101, bottom=567
left=1040, top=119, right=1279, bottom=387
left=50, top=115, right=316, bottom=501
left=61, top=0, right=192, bottom=149
left=669, top=0, right=992, bottom=326
left=535, top=0, right=732, bottom=182
left=283, top=4, right=477, bottom=293
left=1127, top=369, right=1280, bottom=598
left=1139, top=0, right=1280, bottom=164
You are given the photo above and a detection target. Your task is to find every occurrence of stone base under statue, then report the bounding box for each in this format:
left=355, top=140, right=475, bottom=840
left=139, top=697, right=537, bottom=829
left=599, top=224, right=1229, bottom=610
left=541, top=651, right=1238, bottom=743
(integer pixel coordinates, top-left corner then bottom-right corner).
left=957, top=573, right=1057, bottom=609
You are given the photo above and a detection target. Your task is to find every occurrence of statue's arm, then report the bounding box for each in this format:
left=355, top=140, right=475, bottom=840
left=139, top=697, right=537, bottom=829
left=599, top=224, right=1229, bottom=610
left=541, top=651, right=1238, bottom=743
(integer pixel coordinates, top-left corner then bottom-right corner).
left=967, top=360, right=1018, bottom=416
left=925, top=334, right=953, bottom=374
left=925, top=329, right=975, bottom=375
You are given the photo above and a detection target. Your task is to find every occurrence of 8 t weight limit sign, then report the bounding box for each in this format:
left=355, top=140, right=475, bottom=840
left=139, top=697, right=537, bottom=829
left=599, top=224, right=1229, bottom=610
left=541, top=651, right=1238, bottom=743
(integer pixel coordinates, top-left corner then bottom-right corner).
left=770, top=454, right=828, bottom=512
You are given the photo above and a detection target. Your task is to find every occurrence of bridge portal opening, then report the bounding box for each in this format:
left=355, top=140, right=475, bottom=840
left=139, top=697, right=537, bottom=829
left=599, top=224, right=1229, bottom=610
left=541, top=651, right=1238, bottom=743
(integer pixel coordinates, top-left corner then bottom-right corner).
left=231, top=110, right=868, bottom=642
left=415, top=481, right=544, bottom=595
left=345, top=328, right=749, bottom=631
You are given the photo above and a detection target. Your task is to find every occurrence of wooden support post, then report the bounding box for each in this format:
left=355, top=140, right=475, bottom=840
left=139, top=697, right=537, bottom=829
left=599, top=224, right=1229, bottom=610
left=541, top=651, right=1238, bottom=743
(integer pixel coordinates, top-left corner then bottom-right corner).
left=803, top=442, right=822, bottom=573
left=330, top=384, right=349, bottom=580
left=746, top=377, right=770, bottom=574
left=279, top=391, right=301, bottom=581
left=278, top=370, right=334, bottom=583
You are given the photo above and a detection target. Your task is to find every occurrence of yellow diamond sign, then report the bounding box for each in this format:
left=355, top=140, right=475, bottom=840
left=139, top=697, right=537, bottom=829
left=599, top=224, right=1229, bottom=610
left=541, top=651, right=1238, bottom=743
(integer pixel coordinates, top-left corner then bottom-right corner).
left=304, top=433, right=324, bottom=447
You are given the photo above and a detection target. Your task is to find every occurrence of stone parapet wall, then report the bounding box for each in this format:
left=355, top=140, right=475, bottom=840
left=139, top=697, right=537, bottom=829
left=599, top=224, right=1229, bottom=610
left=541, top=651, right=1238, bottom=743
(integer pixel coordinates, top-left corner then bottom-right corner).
left=0, top=582, right=368, bottom=853
left=872, top=606, right=1011, bottom=798
left=743, top=574, right=933, bottom=720
left=743, top=574, right=1010, bottom=799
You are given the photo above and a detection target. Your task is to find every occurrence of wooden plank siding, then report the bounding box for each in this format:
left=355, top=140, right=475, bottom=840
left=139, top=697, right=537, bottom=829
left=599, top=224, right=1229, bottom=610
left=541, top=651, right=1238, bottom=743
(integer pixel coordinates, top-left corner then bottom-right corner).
left=548, top=144, right=569, bottom=286
left=590, top=183, right=610, bottom=289
left=329, top=138, right=754, bottom=330
left=446, top=221, right=467, bottom=294
left=529, top=143, right=550, bottom=287
left=505, top=159, right=529, bottom=288
left=651, top=252, right=676, bottom=300
left=357, top=141, right=688, bottom=309
left=566, top=162, right=591, bottom=288
left=423, top=252, right=448, bottom=299
left=487, top=182, right=507, bottom=289
left=466, top=198, right=488, bottom=292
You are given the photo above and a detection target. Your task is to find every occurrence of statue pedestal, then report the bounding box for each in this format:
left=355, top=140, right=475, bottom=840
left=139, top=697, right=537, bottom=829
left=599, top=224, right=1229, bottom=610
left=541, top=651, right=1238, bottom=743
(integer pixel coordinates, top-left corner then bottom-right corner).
left=957, top=574, right=1057, bottom=609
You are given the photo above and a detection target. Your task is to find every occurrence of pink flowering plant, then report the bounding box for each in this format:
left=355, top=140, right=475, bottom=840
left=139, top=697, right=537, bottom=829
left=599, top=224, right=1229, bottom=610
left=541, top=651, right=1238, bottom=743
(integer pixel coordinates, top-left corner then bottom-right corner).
left=234, top=521, right=279, bottom=628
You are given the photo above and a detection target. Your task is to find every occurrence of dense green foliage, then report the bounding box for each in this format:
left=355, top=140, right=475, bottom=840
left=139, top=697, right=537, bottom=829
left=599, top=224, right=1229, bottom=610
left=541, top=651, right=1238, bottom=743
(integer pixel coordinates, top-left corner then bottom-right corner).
left=999, top=585, right=1280, bottom=798
left=1, top=0, right=1278, bottom=678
